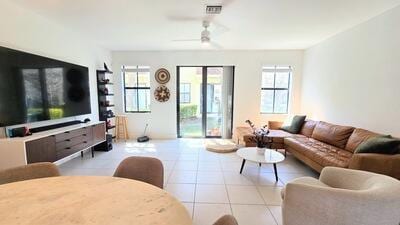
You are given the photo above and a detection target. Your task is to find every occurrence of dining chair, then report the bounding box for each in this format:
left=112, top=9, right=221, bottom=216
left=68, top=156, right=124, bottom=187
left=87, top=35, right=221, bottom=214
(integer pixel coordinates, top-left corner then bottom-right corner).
left=113, top=156, right=164, bottom=189
left=0, top=162, right=60, bottom=185
left=213, top=215, right=239, bottom=225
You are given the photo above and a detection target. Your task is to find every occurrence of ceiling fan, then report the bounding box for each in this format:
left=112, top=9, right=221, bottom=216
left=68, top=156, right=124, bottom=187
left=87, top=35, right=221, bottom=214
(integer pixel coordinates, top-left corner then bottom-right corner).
left=169, top=2, right=234, bottom=48
left=172, top=20, right=223, bottom=48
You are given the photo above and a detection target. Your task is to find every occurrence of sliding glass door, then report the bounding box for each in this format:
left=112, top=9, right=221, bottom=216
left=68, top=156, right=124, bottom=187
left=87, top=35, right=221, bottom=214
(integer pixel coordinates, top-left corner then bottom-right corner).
left=177, top=66, right=234, bottom=138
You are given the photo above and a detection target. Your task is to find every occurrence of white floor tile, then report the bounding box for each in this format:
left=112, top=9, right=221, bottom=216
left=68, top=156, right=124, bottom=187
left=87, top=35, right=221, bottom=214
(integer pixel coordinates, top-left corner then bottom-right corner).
left=195, top=184, right=229, bottom=203
left=169, top=170, right=197, bottom=184
left=197, top=162, right=221, bottom=171
left=223, top=171, right=254, bottom=185
left=258, top=186, right=283, bottom=205
left=268, top=206, right=282, bottom=225
left=179, top=154, right=199, bottom=161
left=197, top=171, right=224, bottom=184
left=232, top=204, right=277, bottom=225
left=165, top=184, right=195, bottom=202
left=174, top=161, right=198, bottom=171
left=193, top=203, right=232, bottom=225
left=251, top=173, right=284, bottom=187
left=226, top=185, right=264, bottom=204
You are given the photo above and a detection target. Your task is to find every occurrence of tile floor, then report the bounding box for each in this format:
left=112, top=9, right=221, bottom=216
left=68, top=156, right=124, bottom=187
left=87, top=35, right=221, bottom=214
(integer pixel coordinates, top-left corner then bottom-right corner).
left=59, top=139, right=319, bottom=225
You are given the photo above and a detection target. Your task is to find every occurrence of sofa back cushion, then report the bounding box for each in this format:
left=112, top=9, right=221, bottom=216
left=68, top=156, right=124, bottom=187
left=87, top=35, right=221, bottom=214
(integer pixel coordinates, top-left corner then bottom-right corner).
left=345, top=128, right=381, bottom=153
left=311, top=121, right=355, bottom=149
left=280, top=115, right=307, bottom=134
left=299, top=120, right=318, bottom=137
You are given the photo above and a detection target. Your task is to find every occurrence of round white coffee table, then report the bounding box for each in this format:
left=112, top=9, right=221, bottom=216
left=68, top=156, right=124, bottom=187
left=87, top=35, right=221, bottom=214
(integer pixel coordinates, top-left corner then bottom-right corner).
left=237, top=147, right=285, bottom=181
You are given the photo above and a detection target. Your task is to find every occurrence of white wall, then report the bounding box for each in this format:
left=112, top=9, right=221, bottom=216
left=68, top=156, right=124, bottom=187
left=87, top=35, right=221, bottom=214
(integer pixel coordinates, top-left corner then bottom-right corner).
left=0, top=0, right=111, bottom=130
left=301, top=6, right=400, bottom=136
left=112, top=50, right=303, bottom=139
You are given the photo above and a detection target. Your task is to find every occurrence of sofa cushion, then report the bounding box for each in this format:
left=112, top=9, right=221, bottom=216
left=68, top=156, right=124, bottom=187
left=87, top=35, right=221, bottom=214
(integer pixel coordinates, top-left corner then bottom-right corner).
left=345, top=128, right=381, bottom=153
left=281, top=115, right=306, bottom=134
left=299, top=120, right=317, bottom=137
left=311, top=121, right=355, bottom=149
left=285, top=136, right=352, bottom=168
left=355, top=136, right=400, bottom=154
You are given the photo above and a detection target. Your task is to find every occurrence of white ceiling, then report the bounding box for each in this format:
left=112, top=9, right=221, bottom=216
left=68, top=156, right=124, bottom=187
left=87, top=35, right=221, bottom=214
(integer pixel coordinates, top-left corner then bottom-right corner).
left=11, top=0, right=400, bottom=51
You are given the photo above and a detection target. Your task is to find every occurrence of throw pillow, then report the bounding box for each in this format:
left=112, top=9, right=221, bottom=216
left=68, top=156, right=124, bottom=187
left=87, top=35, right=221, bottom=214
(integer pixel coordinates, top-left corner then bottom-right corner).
left=355, top=136, right=400, bottom=154
left=280, top=115, right=306, bottom=134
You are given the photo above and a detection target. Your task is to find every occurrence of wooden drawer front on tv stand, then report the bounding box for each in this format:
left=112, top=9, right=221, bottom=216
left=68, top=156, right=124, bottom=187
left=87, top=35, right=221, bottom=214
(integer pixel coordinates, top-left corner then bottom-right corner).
left=55, top=128, right=93, bottom=150
left=54, top=127, right=91, bottom=142
left=55, top=128, right=93, bottom=160
left=25, top=123, right=105, bottom=164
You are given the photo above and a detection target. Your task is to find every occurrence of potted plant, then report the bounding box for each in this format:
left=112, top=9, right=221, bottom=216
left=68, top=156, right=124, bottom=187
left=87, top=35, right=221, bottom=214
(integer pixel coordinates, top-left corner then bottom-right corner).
left=245, top=120, right=270, bottom=155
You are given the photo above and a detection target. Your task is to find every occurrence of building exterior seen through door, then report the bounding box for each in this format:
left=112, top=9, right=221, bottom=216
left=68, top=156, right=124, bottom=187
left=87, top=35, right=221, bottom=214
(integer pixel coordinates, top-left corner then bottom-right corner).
left=177, top=66, right=234, bottom=138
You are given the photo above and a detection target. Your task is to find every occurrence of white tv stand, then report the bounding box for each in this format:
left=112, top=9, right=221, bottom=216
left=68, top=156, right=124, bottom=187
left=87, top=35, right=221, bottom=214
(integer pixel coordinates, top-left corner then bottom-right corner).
left=0, top=121, right=105, bottom=170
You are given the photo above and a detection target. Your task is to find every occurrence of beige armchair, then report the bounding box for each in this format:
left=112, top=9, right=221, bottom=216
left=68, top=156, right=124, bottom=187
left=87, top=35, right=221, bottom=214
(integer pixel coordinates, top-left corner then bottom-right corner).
left=281, top=167, right=400, bottom=225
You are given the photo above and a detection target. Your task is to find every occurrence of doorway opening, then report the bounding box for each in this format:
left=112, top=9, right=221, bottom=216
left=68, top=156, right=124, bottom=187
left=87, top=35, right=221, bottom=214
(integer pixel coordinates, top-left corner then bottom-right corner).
left=177, top=66, right=234, bottom=138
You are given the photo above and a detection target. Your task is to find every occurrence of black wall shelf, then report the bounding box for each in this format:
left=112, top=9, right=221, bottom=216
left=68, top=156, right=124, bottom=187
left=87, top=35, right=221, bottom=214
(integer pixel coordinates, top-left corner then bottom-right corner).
left=96, top=69, right=115, bottom=151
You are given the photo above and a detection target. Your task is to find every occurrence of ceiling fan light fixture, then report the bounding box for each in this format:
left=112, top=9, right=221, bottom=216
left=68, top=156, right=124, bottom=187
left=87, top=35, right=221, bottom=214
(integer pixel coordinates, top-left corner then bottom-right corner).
left=201, top=36, right=210, bottom=44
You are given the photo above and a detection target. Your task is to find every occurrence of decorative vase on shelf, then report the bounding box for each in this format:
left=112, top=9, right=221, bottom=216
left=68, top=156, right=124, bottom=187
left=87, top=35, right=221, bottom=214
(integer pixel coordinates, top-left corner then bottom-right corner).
left=256, top=147, right=266, bottom=155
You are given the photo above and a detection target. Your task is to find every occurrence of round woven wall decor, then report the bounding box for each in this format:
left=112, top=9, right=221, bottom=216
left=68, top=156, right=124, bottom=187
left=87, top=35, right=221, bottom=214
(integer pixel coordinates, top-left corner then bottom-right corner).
left=154, top=85, right=170, bottom=102
left=155, top=68, right=170, bottom=84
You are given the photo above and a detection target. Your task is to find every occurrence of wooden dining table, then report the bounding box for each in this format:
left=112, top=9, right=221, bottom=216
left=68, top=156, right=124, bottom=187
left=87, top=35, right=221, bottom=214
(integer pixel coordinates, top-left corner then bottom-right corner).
left=0, top=176, right=193, bottom=225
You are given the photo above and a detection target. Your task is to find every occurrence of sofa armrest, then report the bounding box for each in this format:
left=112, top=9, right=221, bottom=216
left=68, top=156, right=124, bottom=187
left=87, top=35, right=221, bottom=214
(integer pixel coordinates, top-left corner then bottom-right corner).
left=268, top=121, right=283, bottom=130
left=349, top=153, right=400, bottom=179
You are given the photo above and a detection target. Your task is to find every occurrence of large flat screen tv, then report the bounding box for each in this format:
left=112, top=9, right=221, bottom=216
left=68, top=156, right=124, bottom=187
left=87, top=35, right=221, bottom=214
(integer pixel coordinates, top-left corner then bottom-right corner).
left=0, top=46, right=91, bottom=127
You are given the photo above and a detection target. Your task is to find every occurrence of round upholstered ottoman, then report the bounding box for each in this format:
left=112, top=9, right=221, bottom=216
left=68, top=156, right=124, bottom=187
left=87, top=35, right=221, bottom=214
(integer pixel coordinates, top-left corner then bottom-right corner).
left=205, top=139, right=238, bottom=153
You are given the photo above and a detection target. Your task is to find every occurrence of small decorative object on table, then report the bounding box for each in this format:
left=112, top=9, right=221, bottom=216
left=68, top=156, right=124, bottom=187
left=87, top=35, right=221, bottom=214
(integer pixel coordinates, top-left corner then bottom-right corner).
left=245, top=120, right=270, bottom=155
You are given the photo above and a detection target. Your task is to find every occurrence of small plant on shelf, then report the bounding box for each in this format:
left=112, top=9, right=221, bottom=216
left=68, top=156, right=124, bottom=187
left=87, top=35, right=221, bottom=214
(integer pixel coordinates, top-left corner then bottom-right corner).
left=245, top=120, right=270, bottom=148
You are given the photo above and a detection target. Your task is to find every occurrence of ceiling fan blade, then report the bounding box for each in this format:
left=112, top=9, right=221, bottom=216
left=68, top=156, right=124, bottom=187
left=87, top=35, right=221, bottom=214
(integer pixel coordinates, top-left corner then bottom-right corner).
left=172, top=39, right=200, bottom=42
left=210, top=41, right=223, bottom=49
left=211, top=21, right=229, bottom=36
left=167, top=15, right=202, bottom=22
left=221, top=0, right=235, bottom=7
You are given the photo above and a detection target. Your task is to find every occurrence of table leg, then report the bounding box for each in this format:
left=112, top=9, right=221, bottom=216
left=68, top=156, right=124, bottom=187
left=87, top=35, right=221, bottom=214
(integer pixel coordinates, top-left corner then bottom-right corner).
left=91, top=147, right=94, bottom=158
left=259, top=163, right=261, bottom=167
left=240, top=159, right=246, bottom=174
left=273, top=163, right=278, bottom=182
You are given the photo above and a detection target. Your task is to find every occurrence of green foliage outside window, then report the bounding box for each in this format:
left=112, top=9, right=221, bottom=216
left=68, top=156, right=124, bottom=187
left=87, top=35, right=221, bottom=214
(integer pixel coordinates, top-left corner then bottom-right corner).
left=180, top=105, right=198, bottom=120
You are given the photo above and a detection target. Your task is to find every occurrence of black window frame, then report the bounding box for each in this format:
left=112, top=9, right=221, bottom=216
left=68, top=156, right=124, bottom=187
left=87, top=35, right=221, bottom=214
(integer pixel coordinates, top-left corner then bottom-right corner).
left=179, top=83, right=191, bottom=104
left=260, top=66, right=292, bottom=114
left=122, top=66, right=151, bottom=113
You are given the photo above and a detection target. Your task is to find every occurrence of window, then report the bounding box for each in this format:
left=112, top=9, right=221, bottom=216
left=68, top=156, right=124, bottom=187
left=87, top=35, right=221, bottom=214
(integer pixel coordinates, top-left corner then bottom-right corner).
left=180, top=83, right=191, bottom=103
left=260, top=66, right=292, bottom=114
left=122, top=66, right=150, bottom=112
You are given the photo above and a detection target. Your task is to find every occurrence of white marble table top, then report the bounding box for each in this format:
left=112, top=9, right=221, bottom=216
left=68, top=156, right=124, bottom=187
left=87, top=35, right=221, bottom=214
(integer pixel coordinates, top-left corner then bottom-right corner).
left=0, top=176, right=192, bottom=225
left=237, top=147, right=285, bottom=164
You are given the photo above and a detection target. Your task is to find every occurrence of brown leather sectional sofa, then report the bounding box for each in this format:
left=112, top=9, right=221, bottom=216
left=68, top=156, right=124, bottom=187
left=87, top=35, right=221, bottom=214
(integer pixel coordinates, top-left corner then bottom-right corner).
left=235, top=120, right=400, bottom=179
